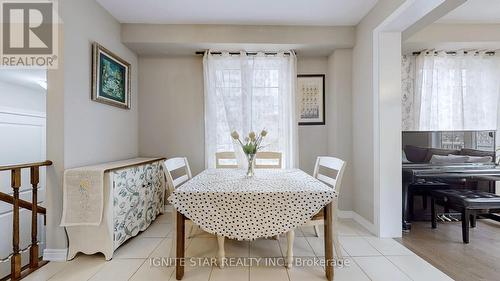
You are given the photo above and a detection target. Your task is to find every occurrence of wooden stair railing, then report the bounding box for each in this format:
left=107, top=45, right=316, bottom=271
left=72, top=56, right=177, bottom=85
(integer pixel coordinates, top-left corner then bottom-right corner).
left=0, top=161, right=52, bottom=281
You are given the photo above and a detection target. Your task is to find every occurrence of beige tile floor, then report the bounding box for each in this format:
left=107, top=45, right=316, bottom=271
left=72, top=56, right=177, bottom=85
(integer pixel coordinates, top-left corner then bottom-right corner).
left=23, top=210, right=453, bottom=281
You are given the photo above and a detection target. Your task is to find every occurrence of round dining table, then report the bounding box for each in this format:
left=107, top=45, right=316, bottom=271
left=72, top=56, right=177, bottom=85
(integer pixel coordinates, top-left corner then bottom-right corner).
left=169, top=168, right=337, bottom=281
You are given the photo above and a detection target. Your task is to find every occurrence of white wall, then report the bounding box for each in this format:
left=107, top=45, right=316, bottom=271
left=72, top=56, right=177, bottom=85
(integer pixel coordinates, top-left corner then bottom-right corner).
left=0, top=81, right=46, bottom=113
left=63, top=0, right=139, bottom=169
left=404, top=23, right=500, bottom=52
left=351, top=0, right=453, bottom=236
left=327, top=49, right=353, bottom=211
left=0, top=79, right=46, bottom=276
left=406, top=23, right=500, bottom=44
left=351, top=0, right=405, bottom=227
left=375, top=32, right=403, bottom=237
left=138, top=54, right=355, bottom=211
left=138, top=56, right=205, bottom=174
left=122, top=24, right=355, bottom=56
left=45, top=0, right=140, bottom=254
left=138, top=56, right=338, bottom=175
left=297, top=57, right=329, bottom=175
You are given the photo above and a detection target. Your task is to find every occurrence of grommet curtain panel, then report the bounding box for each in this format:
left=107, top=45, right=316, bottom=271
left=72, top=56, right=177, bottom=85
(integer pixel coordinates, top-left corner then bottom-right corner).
left=203, top=51, right=299, bottom=169
left=402, top=51, right=500, bottom=131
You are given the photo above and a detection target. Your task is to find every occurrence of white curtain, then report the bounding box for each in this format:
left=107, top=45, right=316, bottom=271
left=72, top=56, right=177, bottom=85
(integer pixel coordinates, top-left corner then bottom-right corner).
left=402, top=51, right=500, bottom=131
left=203, top=51, right=299, bottom=169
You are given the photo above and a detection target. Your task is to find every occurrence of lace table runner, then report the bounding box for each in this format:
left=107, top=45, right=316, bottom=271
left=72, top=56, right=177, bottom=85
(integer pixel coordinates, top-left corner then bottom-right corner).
left=61, top=157, right=163, bottom=226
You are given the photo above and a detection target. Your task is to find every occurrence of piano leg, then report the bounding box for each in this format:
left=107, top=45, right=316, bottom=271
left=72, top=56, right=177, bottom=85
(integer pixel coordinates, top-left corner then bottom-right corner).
left=402, top=181, right=411, bottom=232
left=488, top=180, right=495, bottom=194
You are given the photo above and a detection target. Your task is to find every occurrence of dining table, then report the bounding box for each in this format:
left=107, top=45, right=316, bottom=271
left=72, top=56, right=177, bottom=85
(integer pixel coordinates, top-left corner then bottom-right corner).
left=168, top=168, right=337, bottom=281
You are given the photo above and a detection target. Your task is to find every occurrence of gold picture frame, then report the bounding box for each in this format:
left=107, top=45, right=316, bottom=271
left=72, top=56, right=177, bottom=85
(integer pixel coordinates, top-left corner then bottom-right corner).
left=91, top=42, right=131, bottom=109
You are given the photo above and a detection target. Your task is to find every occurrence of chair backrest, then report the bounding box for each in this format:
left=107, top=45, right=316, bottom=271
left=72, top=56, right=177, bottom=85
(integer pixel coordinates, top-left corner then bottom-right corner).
left=163, top=157, right=192, bottom=193
left=313, top=156, right=346, bottom=196
left=215, top=152, right=238, bottom=168
left=255, top=152, right=282, bottom=169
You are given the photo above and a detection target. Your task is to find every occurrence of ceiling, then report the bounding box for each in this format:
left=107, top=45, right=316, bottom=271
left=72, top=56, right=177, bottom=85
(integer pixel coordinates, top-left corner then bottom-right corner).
left=96, top=0, right=378, bottom=26
left=437, top=0, right=500, bottom=24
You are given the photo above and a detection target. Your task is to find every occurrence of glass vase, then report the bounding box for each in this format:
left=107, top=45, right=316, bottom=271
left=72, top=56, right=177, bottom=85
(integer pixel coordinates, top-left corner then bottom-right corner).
left=246, top=153, right=256, bottom=177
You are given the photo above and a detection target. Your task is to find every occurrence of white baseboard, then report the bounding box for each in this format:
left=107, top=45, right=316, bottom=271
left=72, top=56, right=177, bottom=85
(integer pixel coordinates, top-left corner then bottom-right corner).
left=337, top=210, right=377, bottom=235
left=43, top=248, right=68, bottom=262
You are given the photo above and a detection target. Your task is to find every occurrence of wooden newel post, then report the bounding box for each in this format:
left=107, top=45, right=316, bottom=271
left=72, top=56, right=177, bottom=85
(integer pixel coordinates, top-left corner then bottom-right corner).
left=30, top=166, right=39, bottom=268
left=11, top=168, right=22, bottom=280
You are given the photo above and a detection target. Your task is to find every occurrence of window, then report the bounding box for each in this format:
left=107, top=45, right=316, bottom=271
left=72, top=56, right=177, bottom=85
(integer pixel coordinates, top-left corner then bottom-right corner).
left=438, top=131, right=495, bottom=151
left=402, top=52, right=500, bottom=131
left=203, top=52, right=298, bottom=168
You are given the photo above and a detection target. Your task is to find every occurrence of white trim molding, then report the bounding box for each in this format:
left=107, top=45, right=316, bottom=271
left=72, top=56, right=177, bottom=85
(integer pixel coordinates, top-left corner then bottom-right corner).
left=370, top=0, right=464, bottom=238
left=0, top=106, right=46, bottom=118
left=337, top=210, right=376, bottom=235
left=43, top=248, right=68, bottom=261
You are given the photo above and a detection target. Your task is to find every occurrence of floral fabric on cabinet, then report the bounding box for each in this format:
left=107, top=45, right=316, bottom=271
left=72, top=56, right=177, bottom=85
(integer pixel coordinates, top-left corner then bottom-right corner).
left=112, top=161, right=164, bottom=248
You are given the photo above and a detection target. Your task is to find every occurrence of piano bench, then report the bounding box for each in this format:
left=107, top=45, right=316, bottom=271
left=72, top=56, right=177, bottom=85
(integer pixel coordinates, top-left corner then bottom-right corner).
left=409, top=182, right=450, bottom=218
left=430, top=189, right=500, bottom=243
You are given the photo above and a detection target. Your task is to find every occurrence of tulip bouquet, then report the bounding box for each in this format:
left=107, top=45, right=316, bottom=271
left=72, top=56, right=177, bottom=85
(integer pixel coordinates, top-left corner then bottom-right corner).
left=230, top=129, right=268, bottom=177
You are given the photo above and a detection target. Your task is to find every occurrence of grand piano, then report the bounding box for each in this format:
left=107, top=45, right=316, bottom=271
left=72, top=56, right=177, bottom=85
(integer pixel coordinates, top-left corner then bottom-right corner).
left=402, top=130, right=500, bottom=231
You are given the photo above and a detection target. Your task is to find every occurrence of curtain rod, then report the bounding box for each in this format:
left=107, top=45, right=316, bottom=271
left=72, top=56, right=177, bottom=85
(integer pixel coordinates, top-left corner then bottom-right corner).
left=412, top=51, right=496, bottom=55
left=195, top=51, right=291, bottom=56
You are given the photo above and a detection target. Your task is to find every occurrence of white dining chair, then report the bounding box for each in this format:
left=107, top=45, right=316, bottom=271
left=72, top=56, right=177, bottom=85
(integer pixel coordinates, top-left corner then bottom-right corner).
left=215, top=152, right=238, bottom=168
left=255, top=151, right=282, bottom=169
left=163, top=157, right=192, bottom=193
left=217, top=152, right=284, bottom=267
left=162, top=157, right=198, bottom=238
left=163, top=157, right=227, bottom=267
left=254, top=152, right=288, bottom=251
left=291, top=156, right=346, bottom=262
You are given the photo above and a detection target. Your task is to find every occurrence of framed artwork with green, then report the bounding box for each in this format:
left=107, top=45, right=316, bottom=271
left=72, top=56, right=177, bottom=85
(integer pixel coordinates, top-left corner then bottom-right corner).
left=92, top=42, right=131, bottom=109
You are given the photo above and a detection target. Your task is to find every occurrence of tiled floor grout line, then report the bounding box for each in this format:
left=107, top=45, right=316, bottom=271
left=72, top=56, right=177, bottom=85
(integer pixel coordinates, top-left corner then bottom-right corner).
left=248, top=263, right=251, bottom=281
left=302, top=234, right=321, bottom=258
left=46, top=261, right=72, bottom=281
left=169, top=264, right=177, bottom=281
left=114, top=256, right=154, bottom=260
left=346, top=254, right=387, bottom=258
left=85, top=259, right=108, bottom=281
left=122, top=236, right=165, bottom=280
left=335, top=228, right=382, bottom=281
left=275, top=237, right=292, bottom=281
left=247, top=240, right=251, bottom=281
left=148, top=237, right=168, bottom=258
left=47, top=219, right=432, bottom=281
left=384, top=255, right=417, bottom=281
left=350, top=257, right=374, bottom=281
left=359, top=236, right=386, bottom=256
left=206, top=265, right=214, bottom=281
left=127, top=258, right=148, bottom=281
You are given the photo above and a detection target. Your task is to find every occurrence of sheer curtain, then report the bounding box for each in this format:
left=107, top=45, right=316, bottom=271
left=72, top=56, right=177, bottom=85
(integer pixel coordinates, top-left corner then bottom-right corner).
left=203, top=51, right=299, bottom=169
left=402, top=51, right=500, bottom=131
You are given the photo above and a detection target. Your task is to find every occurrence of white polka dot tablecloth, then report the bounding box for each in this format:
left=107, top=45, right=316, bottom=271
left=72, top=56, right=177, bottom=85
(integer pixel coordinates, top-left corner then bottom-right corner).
left=168, top=169, right=337, bottom=240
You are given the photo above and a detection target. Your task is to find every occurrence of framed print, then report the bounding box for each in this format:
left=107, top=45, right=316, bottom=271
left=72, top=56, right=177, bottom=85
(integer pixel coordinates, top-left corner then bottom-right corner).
left=297, top=74, right=325, bottom=125
left=92, top=42, right=131, bottom=109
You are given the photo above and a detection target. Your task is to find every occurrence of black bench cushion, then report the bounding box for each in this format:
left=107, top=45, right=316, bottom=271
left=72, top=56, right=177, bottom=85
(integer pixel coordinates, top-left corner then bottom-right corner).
left=410, top=182, right=450, bottom=193
left=431, top=189, right=500, bottom=209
